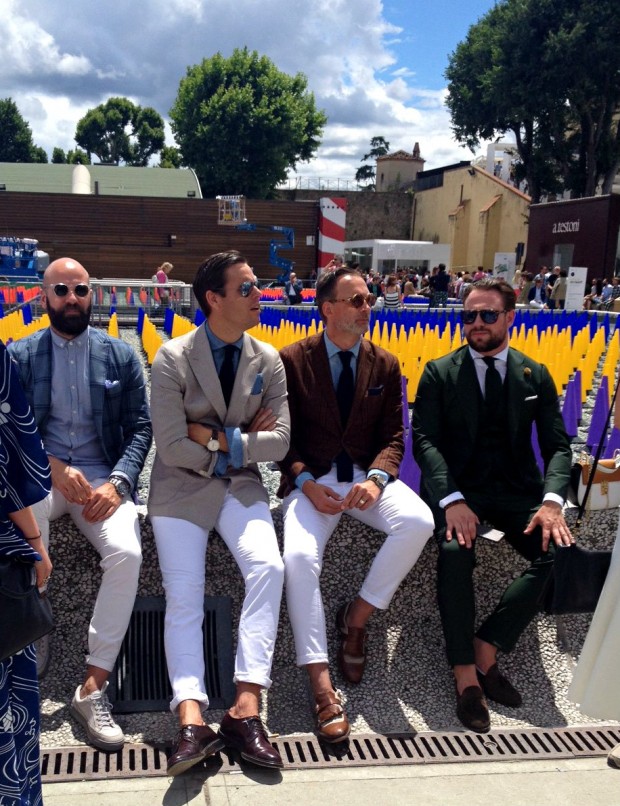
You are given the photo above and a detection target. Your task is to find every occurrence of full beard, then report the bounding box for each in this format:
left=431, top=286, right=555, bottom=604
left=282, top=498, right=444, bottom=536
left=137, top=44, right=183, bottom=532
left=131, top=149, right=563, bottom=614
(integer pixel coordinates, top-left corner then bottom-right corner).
left=47, top=304, right=92, bottom=336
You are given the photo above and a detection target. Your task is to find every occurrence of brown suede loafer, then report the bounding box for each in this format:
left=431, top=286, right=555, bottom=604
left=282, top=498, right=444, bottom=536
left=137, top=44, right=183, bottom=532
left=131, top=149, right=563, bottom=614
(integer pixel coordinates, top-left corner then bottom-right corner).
left=167, top=724, right=225, bottom=776
left=455, top=685, right=490, bottom=733
left=336, top=602, right=367, bottom=685
left=315, top=689, right=351, bottom=744
left=218, top=713, right=283, bottom=769
left=477, top=664, right=522, bottom=708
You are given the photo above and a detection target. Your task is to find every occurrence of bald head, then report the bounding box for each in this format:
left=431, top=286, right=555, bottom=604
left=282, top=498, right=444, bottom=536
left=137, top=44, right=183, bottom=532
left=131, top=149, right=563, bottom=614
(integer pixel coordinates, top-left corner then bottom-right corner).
left=43, top=257, right=89, bottom=286
left=42, top=257, right=92, bottom=338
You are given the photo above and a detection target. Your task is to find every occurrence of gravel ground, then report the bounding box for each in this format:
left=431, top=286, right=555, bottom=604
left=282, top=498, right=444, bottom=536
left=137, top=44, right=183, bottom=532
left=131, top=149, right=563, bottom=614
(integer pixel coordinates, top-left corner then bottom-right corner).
left=39, top=328, right=619, bottom=748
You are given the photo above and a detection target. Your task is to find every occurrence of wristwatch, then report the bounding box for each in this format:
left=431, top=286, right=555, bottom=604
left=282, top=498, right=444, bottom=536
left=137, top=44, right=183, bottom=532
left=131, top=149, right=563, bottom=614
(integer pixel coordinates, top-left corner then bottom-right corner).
left=108, top=475, right=131, bottom=498
left=206, top=428, right=220, bottom=452
left=368, top=473, right=388, bottom=492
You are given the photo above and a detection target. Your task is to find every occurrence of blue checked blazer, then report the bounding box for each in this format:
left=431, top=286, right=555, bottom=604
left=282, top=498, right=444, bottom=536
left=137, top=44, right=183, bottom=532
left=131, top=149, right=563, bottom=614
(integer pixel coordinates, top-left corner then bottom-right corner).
left=8, top=327, right=152, bottom=490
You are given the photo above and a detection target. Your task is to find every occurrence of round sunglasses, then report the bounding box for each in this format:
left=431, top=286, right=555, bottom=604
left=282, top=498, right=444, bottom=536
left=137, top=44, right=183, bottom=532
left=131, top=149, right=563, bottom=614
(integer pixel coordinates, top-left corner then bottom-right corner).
left=44, top=283, right=91, bottom=298
left=460, top=309, right=507, bottom=325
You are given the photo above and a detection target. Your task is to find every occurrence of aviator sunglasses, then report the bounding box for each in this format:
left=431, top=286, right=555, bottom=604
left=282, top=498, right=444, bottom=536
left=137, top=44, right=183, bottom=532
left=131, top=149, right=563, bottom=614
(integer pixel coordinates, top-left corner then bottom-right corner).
left=238, top=279, right=261, bottom=297
left=460, top=308, right=507, bottom=325
left=329, top=292, right=377, bottom=308
left=45, top=283, right=91, bottom=298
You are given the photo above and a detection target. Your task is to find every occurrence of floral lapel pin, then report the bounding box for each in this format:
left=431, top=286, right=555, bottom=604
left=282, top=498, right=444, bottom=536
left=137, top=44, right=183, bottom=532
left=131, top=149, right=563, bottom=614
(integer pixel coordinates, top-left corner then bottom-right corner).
left=523, top=367, right=532, bottom=378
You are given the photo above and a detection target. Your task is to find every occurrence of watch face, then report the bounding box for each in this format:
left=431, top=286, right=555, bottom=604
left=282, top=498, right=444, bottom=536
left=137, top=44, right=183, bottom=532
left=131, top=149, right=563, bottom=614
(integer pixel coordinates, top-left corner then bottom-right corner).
left=207, top=438, right=220, bottom=452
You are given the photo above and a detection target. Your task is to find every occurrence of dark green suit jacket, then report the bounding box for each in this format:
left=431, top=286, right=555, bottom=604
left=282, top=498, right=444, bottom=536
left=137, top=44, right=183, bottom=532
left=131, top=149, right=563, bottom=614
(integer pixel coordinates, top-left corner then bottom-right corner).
left=411, top=345, right=571, bottom=510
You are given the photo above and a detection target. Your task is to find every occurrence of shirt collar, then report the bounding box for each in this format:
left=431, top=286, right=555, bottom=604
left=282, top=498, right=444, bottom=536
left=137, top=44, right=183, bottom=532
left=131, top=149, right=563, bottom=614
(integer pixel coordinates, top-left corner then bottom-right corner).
left=468, top=344, right=509, bottom=363
left=323, top=332, right=361, bottom=360
left=204, top=319, right=243, bottom=352
left=49, top=325, right=89, bottom=349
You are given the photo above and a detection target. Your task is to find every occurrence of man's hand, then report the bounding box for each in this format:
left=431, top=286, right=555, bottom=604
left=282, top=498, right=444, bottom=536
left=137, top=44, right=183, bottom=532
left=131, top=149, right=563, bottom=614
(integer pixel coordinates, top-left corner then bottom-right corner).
left=444, top=501, right=479, bottom=548
left=49, top=456, right=93, bottom=504
left=341, top=480, right=381, bottom=511
left=81, top=482, right=123, bottom=524
left=247, top=407, right=277, bottom=433
left=524, top=501, right=573, bottom=552
left=301, top=480, right=344, bottom=514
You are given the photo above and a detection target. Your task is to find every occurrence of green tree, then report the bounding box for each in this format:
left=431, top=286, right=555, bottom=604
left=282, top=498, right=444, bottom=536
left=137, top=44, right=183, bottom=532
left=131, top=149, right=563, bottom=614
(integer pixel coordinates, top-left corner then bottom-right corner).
left=0, top=98, right=46, bottom=163
left=445, top=0, right=620, bottom=202
left=52, top=147, right=67, bottom=164
left=170, top=47, right=326, bottom=198
left=355, top=136, right=390, bottom=187
left=158, top=145, right=182, bottom=169
left=67, top=148, right=91, bottom=165
left=75, top=97, right=165, bottom=166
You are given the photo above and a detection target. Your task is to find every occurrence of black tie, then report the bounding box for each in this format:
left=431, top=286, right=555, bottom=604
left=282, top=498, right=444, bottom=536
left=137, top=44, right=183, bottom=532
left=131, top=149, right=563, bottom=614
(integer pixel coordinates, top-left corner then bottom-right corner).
left=335, top=351, right=354, bottom=482
left=482, top=356, right=502, bottom=413
left=219, top=345, right=237, bottom=407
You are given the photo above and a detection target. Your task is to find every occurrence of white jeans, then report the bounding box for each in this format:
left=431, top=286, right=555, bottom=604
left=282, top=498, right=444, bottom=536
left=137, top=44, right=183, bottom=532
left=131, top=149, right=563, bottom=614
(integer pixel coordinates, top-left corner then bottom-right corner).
left=33, top=480, right=142, bottom=673
left=283, top=466, right=434, bottom=667
left=152, top=492, right=284, bottom=713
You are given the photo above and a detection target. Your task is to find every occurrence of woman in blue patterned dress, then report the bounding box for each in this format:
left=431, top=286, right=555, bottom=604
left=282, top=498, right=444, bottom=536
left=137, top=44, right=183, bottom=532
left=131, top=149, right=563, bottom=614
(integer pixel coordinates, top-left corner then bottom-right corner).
left=0, top=340, right=52, bottom=806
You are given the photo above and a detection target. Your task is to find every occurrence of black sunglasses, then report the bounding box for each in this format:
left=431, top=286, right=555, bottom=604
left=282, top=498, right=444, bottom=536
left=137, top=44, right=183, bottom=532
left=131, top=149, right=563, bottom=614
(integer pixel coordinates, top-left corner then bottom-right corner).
left=330, top=293, right=376, bottom=309
left=45, top=283, right=91, bottom=298
left=238, top=280, right=261, bottom=297
left=460, top=309, right=506, bottom=325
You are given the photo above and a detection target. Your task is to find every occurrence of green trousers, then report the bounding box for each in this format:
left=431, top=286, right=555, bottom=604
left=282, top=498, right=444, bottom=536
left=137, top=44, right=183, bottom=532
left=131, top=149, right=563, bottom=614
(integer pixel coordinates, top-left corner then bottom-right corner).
left=433, top=497, right=555, bottom=666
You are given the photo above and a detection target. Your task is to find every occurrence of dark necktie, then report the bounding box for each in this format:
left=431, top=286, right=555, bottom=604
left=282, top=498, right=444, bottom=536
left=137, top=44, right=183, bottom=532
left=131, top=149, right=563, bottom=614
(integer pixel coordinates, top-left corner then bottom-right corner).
left=219, top=344, right=237, bottom=407
left=483, top=356, right=502, bottom=413
left=335, top=351, right=354, bottom=482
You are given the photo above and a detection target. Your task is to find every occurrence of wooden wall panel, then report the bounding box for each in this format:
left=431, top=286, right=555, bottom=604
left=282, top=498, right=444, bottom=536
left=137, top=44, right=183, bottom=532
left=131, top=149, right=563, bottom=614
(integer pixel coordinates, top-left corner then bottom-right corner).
left=0, top=193, right=320, bottom=283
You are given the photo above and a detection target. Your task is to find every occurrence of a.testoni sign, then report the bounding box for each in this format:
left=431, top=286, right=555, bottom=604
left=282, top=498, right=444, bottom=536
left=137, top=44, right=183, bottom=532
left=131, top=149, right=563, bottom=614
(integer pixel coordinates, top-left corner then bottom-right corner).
left=552, top=219, right=580, bottom=233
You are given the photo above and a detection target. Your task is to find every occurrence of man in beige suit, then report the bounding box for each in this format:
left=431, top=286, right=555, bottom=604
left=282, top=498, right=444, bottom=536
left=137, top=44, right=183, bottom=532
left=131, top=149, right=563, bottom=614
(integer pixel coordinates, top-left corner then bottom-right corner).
left=149, top=251, right=290, bottom=774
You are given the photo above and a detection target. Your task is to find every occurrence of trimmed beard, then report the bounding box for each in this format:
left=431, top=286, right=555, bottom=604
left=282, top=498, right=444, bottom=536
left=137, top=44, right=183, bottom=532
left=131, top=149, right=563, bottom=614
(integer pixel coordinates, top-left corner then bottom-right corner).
left=47, top=303, right=92, bottom=336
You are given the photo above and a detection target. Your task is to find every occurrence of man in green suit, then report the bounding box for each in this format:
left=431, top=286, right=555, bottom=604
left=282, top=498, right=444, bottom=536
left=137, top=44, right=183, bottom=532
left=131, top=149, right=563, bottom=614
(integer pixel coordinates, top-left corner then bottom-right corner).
left=412, top=277, right=573, bottom=732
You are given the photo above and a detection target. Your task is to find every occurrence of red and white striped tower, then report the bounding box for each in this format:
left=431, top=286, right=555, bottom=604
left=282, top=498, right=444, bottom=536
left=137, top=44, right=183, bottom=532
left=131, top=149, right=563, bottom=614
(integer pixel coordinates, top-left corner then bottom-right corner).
left=318, top=197, right=347, bottom=269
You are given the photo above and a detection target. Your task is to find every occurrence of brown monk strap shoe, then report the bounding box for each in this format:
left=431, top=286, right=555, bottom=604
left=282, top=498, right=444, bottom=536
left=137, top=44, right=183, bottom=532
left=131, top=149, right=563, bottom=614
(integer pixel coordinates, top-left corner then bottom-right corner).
left=315, top=689, right=351, bottom=743
left=167, top=724, right=225, bottom=776
left=476, top=664, right=522, bottom=708
left=455, top=685, right=490, bottom=733
left=336, top=602, right=367, bottom=685
left=218, top=713, right=283, bottom=769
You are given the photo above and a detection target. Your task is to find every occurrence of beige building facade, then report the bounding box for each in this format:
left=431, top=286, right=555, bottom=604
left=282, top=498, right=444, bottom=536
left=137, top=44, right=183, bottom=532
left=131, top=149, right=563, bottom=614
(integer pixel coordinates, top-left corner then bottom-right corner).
left=376, top=143, right=425, bottom=192
left=412, top=162, right=530, bottom=272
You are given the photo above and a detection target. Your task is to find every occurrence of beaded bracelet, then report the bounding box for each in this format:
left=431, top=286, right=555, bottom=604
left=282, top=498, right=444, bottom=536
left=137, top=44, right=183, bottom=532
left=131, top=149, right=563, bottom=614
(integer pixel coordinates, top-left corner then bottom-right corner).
left=24, top=532, right=42, bottom=542
left=443, top=499, right=464, bottom=511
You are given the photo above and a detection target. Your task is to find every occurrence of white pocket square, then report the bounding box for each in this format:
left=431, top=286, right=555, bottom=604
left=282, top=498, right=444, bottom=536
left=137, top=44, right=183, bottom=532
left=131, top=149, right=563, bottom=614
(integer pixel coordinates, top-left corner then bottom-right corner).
left=525, top=395, right=538, bottom=401
left=105, top=379, right=120, bottom=389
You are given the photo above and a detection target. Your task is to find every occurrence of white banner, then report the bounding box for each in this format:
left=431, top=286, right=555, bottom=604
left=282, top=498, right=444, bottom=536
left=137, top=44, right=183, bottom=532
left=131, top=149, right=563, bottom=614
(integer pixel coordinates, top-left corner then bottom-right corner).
left=565, top=266, right=588, bottom=311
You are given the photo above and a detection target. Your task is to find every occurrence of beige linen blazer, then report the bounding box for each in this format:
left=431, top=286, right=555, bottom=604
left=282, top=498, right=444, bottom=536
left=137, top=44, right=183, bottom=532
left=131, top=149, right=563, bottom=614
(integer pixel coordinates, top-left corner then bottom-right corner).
left=148, top=325, right=290, bottom=529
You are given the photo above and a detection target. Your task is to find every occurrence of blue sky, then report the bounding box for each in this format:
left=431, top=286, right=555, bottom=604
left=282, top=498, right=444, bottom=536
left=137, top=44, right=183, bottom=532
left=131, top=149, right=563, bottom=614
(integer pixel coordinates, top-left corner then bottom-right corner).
left=1, top=0, right=500, bottom=183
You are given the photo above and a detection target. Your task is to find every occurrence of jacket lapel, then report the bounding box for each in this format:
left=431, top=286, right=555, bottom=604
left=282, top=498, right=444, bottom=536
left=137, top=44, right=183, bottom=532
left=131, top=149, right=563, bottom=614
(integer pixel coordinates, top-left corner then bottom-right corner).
left=449, top=348, right=481, bottom=444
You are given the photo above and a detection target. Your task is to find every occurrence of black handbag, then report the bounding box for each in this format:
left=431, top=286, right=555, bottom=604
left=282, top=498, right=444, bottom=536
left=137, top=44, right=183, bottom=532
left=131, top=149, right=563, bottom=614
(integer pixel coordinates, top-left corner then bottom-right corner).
left=541, top=544, right=612, bottom=615
left=0, top=557, right=55, bottom=662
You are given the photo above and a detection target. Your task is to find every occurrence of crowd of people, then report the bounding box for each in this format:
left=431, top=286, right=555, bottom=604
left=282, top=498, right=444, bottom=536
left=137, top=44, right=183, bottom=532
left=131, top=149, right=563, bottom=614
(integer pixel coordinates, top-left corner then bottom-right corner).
left=2, top=255, right=619, bottom=801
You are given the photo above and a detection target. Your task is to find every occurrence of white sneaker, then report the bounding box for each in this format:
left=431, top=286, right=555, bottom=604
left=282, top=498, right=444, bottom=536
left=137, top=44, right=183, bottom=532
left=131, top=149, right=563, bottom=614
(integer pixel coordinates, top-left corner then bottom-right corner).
left=70, top=681, right=125, bottom=752
left=608, top=742, right=620, bottom=769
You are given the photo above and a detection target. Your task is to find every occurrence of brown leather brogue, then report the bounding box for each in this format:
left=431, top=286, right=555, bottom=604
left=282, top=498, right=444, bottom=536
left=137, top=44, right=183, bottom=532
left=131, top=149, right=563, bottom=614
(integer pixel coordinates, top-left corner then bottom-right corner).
left=167, top=724, right=224, bottom=776
left=218, top=713, right=283, bottom=769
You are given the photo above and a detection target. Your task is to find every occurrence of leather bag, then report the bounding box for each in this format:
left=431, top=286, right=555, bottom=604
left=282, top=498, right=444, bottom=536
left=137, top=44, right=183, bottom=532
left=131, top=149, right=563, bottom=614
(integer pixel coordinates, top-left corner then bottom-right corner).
left=541, top=544, right=611, bottom=615
left=568, top=452, right=620, bottom=511
left=0, top=558, right=55, bottom=662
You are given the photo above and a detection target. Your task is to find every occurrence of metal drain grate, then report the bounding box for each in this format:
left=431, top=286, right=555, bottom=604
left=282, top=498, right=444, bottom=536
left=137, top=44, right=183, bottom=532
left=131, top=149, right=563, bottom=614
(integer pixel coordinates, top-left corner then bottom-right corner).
left=107, top=595, right=235, bottom=713
left=41, top=725, right=620, bottom=782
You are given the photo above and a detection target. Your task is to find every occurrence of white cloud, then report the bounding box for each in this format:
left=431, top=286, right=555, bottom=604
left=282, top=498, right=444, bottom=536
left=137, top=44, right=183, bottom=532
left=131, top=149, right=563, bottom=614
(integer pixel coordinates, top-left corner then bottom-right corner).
left=1, top=0, right=478, bottom=182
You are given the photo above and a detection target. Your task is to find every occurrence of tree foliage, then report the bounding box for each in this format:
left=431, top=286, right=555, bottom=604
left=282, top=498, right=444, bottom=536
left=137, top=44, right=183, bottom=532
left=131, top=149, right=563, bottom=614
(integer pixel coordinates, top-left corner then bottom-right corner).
left=75, top=97, right=165, bottom=166
left=158, top=145, right=182, bottom=169
left=0, top=98, right=46, bottom=163
left=355, top=136, right=390, bottom=187
left=445, top=0, right=620, bottom=202
left=170, top=47, right=326, bottom=198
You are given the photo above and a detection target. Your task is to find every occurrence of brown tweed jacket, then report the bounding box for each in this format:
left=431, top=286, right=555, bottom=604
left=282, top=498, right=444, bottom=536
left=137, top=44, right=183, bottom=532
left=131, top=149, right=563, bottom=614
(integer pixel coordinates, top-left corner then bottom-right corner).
left=277, top=333, right=404, bottom=497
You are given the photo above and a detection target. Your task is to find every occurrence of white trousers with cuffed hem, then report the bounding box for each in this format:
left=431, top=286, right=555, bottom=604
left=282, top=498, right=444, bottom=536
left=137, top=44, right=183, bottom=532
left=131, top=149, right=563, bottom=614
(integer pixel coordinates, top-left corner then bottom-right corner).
left=33, top=480, right=142, bottom=673
left=283, top=466, right=434, bottom=667
left=152, top=492, right=284, bottom=713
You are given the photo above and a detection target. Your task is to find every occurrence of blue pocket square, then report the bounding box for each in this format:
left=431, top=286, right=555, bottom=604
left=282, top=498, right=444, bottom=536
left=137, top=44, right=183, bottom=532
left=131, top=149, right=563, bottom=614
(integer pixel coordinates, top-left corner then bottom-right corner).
left=367, top=385, right=384, bottom=396
left=251, top=373, right=264, bottom=395
left=104, top=379, right=120, bottom=390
